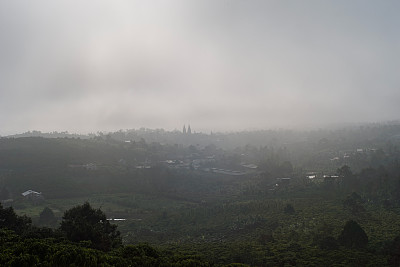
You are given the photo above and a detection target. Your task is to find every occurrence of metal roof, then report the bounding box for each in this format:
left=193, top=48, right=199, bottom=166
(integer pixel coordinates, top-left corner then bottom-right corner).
left=21, top=190, right=41, bottom=197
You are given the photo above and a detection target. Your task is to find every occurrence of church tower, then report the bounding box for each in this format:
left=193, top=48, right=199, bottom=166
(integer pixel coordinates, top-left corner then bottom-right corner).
left=183, top=125, right=186, bottom=134
left=187, top=125, right=192, bottom=134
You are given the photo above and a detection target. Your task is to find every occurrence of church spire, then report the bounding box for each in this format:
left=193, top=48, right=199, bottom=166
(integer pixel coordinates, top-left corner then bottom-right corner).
left=183, top=125, right=186, bottom=134
left=187, top=125, right=191, bottom=134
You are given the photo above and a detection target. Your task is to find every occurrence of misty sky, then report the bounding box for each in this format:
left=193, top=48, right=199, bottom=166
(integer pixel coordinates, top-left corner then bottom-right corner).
left=0, top=1, right=399, bottom=135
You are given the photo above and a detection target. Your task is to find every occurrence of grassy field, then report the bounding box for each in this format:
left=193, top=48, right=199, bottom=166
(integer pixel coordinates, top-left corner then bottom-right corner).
left=10, top=189, right=400, bottom=266
left=14, top=191, right=400, bottom=246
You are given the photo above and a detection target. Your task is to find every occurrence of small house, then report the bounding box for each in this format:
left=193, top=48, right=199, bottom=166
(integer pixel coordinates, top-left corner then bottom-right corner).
left=21, top=190, right=44, bottom=200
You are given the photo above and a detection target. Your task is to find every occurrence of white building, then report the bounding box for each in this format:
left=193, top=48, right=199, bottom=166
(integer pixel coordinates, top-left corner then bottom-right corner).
left=21, top=190, right=44, bottom=200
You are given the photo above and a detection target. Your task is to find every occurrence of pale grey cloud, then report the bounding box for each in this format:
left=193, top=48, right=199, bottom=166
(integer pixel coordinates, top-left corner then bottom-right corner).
left=0, top=0, right=399, bottom=135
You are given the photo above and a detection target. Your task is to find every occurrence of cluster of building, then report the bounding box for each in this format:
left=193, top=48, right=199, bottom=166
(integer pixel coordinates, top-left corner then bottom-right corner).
left=329, top=148, right=378, bottom=162
left=160, top=156, right=259, bottom=176
left=68, top=163, right=98, bottom=170
left=306, top=172, right=340, bottom=183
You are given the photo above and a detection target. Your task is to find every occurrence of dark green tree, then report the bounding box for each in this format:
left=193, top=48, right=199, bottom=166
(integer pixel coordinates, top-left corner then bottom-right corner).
left=337, top=165, right=358, bottom=192
left=338, top=220, right=368, bottom=249
left=39, top=207, right=57, bottom=226
left=60, top=202, right=121, bottom=251
left=337, top=165, right=353, bottom=178
left=0, top=204, right=31, bottom=234
left=284, top=203, right=295, bottom=214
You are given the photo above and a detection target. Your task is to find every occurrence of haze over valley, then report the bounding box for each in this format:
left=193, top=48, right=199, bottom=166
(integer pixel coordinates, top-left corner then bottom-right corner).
left=1, top=1, right=400, bottom=266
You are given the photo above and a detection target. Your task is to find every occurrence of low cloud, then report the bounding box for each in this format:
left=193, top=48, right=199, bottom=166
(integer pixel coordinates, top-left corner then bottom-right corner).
left=0, top=1, right=399, bottom=135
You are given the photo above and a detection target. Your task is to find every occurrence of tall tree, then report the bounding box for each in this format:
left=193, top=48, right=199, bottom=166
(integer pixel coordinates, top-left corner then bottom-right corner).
left=338, top=220, right=368, bottom=249
left=337, top=165, right=358, bottom=191
left=39, top=207, right=57, bottom=226
left=60, top=202, right=121, bottom=251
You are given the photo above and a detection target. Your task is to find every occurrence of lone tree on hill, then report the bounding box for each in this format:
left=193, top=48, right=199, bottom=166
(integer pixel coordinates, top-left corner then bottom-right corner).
left=338, top=220, right=368, bottom=249
left=60, top=202, right=121, bottom=251
left=39, top=207, right=57, bottom=226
